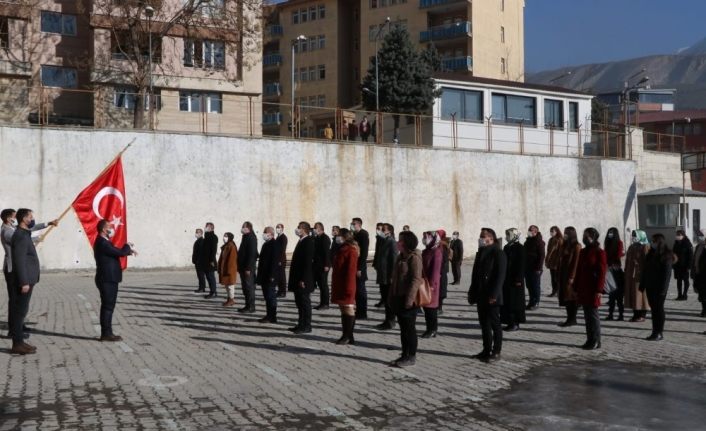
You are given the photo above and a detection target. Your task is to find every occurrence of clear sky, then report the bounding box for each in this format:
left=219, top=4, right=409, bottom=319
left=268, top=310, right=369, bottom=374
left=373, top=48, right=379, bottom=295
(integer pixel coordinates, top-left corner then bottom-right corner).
left=525, top=0, right=706, bottom=72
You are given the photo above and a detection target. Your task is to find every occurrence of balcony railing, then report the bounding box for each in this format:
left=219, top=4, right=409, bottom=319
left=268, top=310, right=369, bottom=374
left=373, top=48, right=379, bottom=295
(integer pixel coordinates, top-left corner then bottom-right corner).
left=441, top=56, right=473, bottom=71
left=419, top=0, right=465, bottom=8
left=420, top=21, right=471, bottom=43
left=266, top=24, right=283, bottom=37
left=263, top=53, right=282, bottom=67
left=263, top=112, right=282, bottom=125
left=263, top=83, right=281, bottom=97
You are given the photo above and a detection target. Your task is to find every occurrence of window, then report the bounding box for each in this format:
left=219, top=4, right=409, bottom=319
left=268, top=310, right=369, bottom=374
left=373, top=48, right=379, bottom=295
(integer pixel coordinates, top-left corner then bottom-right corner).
left=318, top=5, right=326, bottom=19
left=309, top=6, right=317, bottom=21
left=318, top=95, right=325, bottom=107
left=41, top=11, right=76, bottom=36
left=544, top=99, right=564, bottom=129
left=441, top=88, right=483, bottom=122
left=41, top=65, right=77, bottom=88
left=569, top=102, right=579, bottom=131
left=318, top=35, right=326, bottom=49
left=318, top=64, right=326, bottom=80
left=301, top=68, right=308, bottom=82
left=492, top=93, right=536, bottom=126
left=179, top=91, right=222, bottom=113
left=0, top=17, right=8, bottom=48
left=301, top=8, right=308, bottom=22
left=381, top=0, right=388, bottom=6
left=308, top=95, right=317, bottom=106
left=292, top=10, right=299, bottom=24
left=501, top=26, right=505, bottom=43
left=112, top=31, right=161, bottom=62
left=500, top=58, right=506, bottom=75
left=638, top=93, right=673, bottom=104
left=308, top=36, right=316, bottom=51
left=114, top=87, right=161, bottom=111
left=301, top=38, right=308, bottom=52
left=371, top=0, right=378, bottom=8
left=308, top=66, right=316, bottom=81
left=184, top=40, right=225, bottom=69
left=646, top=204, right=681, bottom=227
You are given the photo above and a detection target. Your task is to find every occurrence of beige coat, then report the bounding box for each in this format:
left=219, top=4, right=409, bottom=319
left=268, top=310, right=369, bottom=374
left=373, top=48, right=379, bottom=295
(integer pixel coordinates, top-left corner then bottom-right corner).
left=624, top=242, right=650, bottom=310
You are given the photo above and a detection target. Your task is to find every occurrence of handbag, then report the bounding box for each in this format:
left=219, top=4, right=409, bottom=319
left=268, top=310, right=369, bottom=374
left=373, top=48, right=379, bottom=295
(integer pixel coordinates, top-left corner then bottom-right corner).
left=415, top=277, right=432, bottom=307
left=603, top=269, right=617, bottom=294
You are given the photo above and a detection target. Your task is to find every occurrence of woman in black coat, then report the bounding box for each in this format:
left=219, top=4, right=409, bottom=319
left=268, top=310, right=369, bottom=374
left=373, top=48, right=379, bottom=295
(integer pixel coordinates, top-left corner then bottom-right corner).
left=640, top=233, right=673, bottom=341
left=438, top=232, right=450, bottom=314
left=501, top=228, right=526, bottom=331
left=672, top=229, right=693, bottom=301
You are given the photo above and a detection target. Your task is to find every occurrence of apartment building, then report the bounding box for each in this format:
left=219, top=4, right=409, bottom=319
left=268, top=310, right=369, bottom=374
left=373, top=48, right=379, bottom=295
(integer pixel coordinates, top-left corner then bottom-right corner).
left=0, top=0, right=262, bottom=135
left=262, top=0, right=524, bottom=136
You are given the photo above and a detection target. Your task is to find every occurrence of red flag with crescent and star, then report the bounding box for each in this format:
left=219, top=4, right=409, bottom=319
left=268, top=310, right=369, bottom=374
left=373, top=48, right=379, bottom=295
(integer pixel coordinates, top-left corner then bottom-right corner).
left=72, top=157, right=128, bottom=269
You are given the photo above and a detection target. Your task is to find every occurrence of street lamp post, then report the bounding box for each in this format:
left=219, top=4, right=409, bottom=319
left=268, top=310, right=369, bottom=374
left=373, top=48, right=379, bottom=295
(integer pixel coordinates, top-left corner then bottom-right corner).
left=374, top=17, right=390, bottom=144
left=291, top=34, right=306, bottom=138
left=144, top=6, right=154, bottom=128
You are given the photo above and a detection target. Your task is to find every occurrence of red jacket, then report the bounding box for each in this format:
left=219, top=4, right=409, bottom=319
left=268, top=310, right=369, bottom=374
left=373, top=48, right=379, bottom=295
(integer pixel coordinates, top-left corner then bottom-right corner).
left=575, top=244, right=607, bottom=307
left=331, top=244, right=359, bottom=305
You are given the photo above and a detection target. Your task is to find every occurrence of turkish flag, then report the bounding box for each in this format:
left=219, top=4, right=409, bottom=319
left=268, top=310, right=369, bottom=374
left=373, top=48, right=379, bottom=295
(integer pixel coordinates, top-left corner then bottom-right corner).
left=72, top=157, right=128, bottom=269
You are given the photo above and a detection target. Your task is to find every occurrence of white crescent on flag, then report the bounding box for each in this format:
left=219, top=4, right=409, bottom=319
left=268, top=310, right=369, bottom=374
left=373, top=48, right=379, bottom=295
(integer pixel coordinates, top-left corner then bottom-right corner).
left=92, top=187, right=125, bottom=227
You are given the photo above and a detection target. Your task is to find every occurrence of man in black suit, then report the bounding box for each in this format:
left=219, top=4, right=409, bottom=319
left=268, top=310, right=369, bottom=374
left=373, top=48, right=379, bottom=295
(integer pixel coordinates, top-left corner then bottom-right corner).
left=256, top=226, right=281, bottom=323
left=468, top=228, right=506, bottom=363
left=313, top=222, right=332, bottom=310
left=351, top=217, right=370, bottom=319
left=372, top=222, right=384, bottom=307
left=375, top=223, right=399, bottom=330
left=9, top=209, right=41, bottom=355
left=199, top=222, right=219, bottom=298
left=238, top=221, right=258, bottom=313
left=275, top=223, right=288, bottom=298
left=450, top=231, right=464, bottom=285
left=288, top=221, right=315, bottom=334
left=93, top=219, right=135, bottom=342
left=192, top=228, right=205, bottom=292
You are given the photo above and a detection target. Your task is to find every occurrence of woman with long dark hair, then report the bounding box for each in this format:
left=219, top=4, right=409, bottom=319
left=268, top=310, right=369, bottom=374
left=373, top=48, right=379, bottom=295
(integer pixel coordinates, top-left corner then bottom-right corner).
left=624, top=230, right=650, bottom=322
left=604, top=227, right=625, bottom=321
left=673, top=229, right=693, bottom=301
left=641, top=233, right=674, bottom=341
left=331, top=228, right=360, bottom=345
left=545, top=226, right=563, bottom=298
left=557, top=227, right=581, bottom=327
left=421, top=231, right=443, bottom=338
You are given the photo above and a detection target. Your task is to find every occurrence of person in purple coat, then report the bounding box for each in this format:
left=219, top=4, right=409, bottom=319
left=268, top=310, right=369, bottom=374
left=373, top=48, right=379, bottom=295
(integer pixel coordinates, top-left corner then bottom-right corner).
left=421, top=231, right=443, bottom=338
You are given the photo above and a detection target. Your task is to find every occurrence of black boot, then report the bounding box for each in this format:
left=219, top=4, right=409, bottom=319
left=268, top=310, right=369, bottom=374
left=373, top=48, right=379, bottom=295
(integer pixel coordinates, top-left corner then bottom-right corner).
left=606, top=302, right=615, bottom=321
left=336, top=315, right=355, bottom=345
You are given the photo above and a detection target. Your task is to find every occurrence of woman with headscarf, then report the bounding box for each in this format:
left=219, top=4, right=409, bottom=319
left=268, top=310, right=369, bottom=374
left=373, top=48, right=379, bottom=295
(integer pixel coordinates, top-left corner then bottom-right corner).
left=640, top=233, right=674, bottom=341
left=421, top=231, right=443, bottom=338
left=604, top=227, right=625, bottom=321
left=501, top=228, right=526, bottom=331
left=558, top=226, right=581, bottom=327
left=545, top=226, right=563, bottom=298
left=331, top=228, right=360, bottom=345
left=575, top=227, right=607, bottom=350
left=692, top=230, right=706, bottom=317
left=624, top=229, right=650, bottom=322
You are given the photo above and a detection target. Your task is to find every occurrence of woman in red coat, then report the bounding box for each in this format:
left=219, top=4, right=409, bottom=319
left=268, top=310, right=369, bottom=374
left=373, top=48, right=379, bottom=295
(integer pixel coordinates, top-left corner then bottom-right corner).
left=421, top=231, right=443, bottom=338
left=575, top=227, right=607, bottom=350
left=331, top=228, right=360, bottom=345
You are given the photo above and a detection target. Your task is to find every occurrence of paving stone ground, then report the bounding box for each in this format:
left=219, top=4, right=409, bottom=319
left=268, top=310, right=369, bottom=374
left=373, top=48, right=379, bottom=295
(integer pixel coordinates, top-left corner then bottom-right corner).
left=1, top=263, right=705, bottom=430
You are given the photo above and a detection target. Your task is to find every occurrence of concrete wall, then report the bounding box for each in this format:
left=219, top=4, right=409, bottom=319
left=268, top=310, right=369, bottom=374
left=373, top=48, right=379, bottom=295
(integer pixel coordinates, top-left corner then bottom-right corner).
left=632, top=128, right=690, bottom=193
left=0, top=125, right=640, bottom=270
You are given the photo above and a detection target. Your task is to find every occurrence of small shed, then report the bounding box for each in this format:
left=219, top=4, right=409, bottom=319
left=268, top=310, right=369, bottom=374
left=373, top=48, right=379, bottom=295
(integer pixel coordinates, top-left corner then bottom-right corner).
left=638, top=187, right=706, bottom=243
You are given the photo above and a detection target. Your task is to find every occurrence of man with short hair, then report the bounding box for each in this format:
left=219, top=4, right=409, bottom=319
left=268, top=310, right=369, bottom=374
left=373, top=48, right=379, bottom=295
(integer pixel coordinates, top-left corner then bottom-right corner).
left=372, top=222, right=385, bottom=308
left=275, top=223, right=288, bottom=298
left=450, top=231, right=464, bottom=285
left=375, top=223, right=399, bottom=330
left=351, top=217, right=370, bottom=319
left=313, top=222, right=331, bottom=310
left=256, top=226, right=281, bottom=323
left=238, top=221, right=258, bottom=313
left=199, top=222, right=219, bottom=298
left=288, top=222, right=315, bottom=334
left=192, top=228, right=205, bottom=293
left=93, top=219, right=136, bottom=342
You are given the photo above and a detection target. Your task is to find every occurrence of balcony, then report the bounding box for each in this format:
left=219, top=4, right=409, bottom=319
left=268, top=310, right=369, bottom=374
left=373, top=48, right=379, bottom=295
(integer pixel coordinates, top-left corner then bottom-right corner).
left=266, top=24, right=283, bottom=38
left=263, top=82, right=281, bottom=97
left=419, top=0, right=466, bottom=9
left=420, top=21, right=471, bottom=43
left=263, top=112, right=282, bottom=126
left=263, top=53, right=282, bottom=68
left=441, top=56, right=473, bottom=72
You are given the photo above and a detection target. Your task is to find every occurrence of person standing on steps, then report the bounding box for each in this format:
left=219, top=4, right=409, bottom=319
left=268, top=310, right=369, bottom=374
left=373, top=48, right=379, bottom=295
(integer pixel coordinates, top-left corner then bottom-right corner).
left=450, top=231, right=464, bottom=285
left=641, top=233, right=674, bottom=341
left=351, top=218, right=369, bottom=320
left=192, top=228, right=205, bottom=293
left=557, top=227, right=581, bottom=327
left=673, top=229, right=693, bottom=301
left=275, top=223, right=288, bottom=298
left=200, top=222, right=219, bottom=299
left=575, top=228, right=607, bottom=350
left=238, top=222, right=258, bottom=314
left=313, top=222, right=332, bottom=310
left=288, top=222, right=316, bottom=334
left=421, top=231, right=442, bottom=339
left=373, top=222, right=385, bottom=308
left=604, top=227, right=625, bottom=321
left=375, top=223, right=398, bottom=331
left=331, top=228, right=360, bottom=345
left=256, top=226, right=281, bottom=323
left=545, top=226, right=563, bottom=298
left=501, top=228, right=526, bottom=332
left=218, top=232, right=238, bottom=307
left=524, top=225, right=545, bottom=310
left=624, top=229, right=650, bottom=322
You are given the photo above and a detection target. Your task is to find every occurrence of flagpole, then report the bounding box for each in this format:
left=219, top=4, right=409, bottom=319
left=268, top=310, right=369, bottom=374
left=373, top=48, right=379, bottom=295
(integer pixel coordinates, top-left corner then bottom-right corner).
left=36, top=139, right=135, bottom=244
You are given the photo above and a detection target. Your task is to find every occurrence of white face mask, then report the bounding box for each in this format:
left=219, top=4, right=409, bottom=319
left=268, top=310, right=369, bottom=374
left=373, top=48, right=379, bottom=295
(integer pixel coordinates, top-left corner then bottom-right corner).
left=205, top=226, right=213, bottom=233
left=376, top=229, right=383, bottom=237
left=607, top=233, right=614, bottom=239
left=9, top=218, right=18, bottom=228
left=478, top=238, right=486, bottom=248
left=350, top=224, right=356, bottom=231
left=505, top=234, right=513, bottom=243
left=676, top=235, right=684, bottom=241
left=527, top=231, right=534, bottom=238
left=276, top=227, right=283, bottom=235
left=631, top=236, right=640, bottom=244
left=107, top=228, right=115, bottom=239
left=241, top=227, right=249, bottom=235
left=295, top=228, right=301, bottom=237
left=452, top=235, right=459, bottom=240
left=263, top=233, right=272, bottom=242
left=336, top=236, right=344, bottom=244
left=195, top=233, right=203, bottom=239
left=223, top=237, right=228, bottom=244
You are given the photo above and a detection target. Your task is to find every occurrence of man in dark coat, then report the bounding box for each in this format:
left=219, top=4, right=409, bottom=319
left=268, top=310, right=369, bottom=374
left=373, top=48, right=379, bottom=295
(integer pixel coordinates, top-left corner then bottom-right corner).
left=93, top=219, right=135, bottom=342
left=238, top=221, right=258, bottom=313
left=256, top=226, right=281, bottom=323
left=288, top=222, right=316, bottom=334
left=313, top=222, right=332, bottom=310
left=275, top=223, right=288, bottom=298
left=330, top=225, right=341, bottom=261
left=372, top=222, right=385, bottom=307
left=199, top=222, right=219, bottom=299
left=375, top=223, right=399, bottom=330
left=351, top=217, right=370, bottom=319
left=673, top=230, right=693, bottom=300
left=450, top=231, right=464, bottom=285
left=501, top=229, right=526, bottom=332
left=524, top=225, right=546, bottom=310
left=9, top=209, right=41, bottom=355
left=192, top=228, right=205, bottom=293
left=468, top=228, right=507, bottom=363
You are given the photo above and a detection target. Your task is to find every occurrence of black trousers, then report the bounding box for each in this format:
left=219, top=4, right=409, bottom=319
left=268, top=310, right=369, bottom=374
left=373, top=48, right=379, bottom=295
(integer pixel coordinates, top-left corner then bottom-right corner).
left=566, top=303, right=578, bottom=322
left=582, top=305, right=601, bottom=344
left=648, top=292, right=667, bottom=335
left=205, top=270, right=217, bottom=295
left=195, top=266, right=205, bottom=291
left=316, top=270, right=330, bottom=306
left=261, top=280, right=278, bottom=320
left=477, top=304, right=502, bottom=354
left=240, top=271, right=256, bottom=310
left=4, top=268, right=15, bottom=335
left=677, top=276, right=690, bottom=297
left=423, top=307, right=438, bottom=332
left=607, top=268, right=625, bottom=317
left=396, top=303, right=418, bottom=358
left=380, top=284, right=394, bottom=323
left=451, top=260, right=462, bottom=284
left=277, top=263, right=287, bottom=296
left=96, top=280, right=119, bottom=338
left=294, top=289, right=312, bottom=330
left=549, top=269, right=560, bottom=295
left=355, top=276, right=367, bottom=317
left=10, top=282, right=34, bottom=344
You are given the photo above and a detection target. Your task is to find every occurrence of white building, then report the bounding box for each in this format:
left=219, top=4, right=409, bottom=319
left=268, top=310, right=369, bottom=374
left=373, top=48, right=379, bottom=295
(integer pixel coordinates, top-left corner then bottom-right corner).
left=638, top=187, right=706, bottom=243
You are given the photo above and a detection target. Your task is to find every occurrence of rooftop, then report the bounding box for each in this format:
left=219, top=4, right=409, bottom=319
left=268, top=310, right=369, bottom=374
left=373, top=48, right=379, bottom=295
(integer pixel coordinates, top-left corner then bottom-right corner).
left=434, top=73, right=591, bottom=96
left=639, top=110, right=706, bottom=124
left=638, top=187, right=706, bottom=198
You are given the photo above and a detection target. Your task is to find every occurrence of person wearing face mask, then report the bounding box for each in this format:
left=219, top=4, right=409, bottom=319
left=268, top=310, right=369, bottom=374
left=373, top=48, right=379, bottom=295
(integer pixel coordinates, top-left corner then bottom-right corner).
left=420, top=231, right=443, bottom=338
left=238, top=221, right=258, bottom=313
left=2, top=208, right=57, bottom=340
left=523, top=225, right=545, bottom=310
left=468, top=228, right=506, bottom=363
left=275, top=223, right=288, bottom=298
left=375, top=223, right=399, bottom=330
left=557, top=227, right=582, bottom=327
left=640, top=233, right=674, bottom=341
left=288, top=222, right=316, bottom=334
left=198, top=222, right=219, bottom=299
left=192, top=228, right=205, bottom=293
left=313, top=222, right=332, bottom=310
left=501, top=228, right=526, bottom=332
left=672, top=229, right=693, bottom=301
left=91, top=218, right=137, bottom=345
left=545, top=226, right=563, bottom=298
left=624, top=230, right=650, bottom=322
left=218, top=232, right=239, bottom=307
left=350, top=218, right=370, bottom=319
left=437, top=230, right=450, bottom=315
left=604, top=227, right=626, bottom=321
left=372, top=222, right=385, bottom=308
left=691, top=230, right=706, bottom=318
left=574, top=228, right=607, bottom=350
left=330, top=225, right=341, bottom=260
left=256, top=227, right=282, bottom=323
left=331, top=228, right=360, bottom=344
left=450, top=231, right=464, bottom=285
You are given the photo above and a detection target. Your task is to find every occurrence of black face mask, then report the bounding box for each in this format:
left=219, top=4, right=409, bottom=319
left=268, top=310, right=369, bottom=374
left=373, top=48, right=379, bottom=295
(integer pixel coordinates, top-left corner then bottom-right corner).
left=582, top=238, right=591, bottom=246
